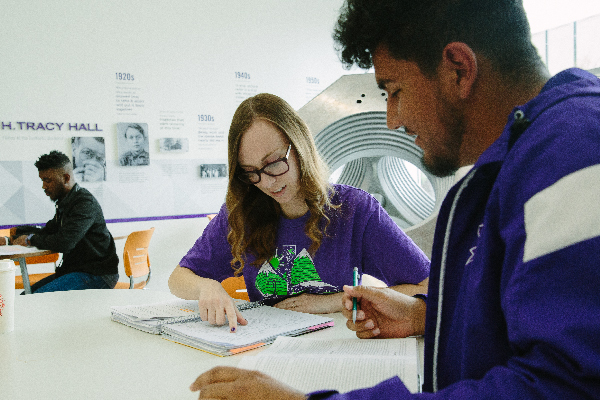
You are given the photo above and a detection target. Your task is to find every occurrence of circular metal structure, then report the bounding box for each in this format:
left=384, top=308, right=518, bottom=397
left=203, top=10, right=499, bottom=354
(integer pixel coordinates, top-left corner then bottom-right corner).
left=314, top=111, right=454, bottom=228
left=298, top=72, right=457, bottom=255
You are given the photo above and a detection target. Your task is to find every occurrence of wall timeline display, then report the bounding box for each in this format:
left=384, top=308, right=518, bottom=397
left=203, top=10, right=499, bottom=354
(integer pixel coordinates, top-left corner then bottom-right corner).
left=305, top=76, right=324, bottom=104
left=0, top=0, right=350, bottom=226
left=159, top=111, right=185, bottom=133
left=197, top=113, right=227, bottom=156
left=115, top=75, right=145, bottom=116
left=234, top=71, right=259, bottom=103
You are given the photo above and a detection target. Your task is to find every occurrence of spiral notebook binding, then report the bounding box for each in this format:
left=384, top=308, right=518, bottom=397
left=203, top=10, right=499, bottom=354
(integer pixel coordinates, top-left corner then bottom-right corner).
left=162, top=300, right=266, bottom=325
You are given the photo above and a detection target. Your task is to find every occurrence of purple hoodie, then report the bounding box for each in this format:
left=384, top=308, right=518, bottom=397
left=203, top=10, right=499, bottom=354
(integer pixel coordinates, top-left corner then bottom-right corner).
left=309, top=69, right=600, bottom=399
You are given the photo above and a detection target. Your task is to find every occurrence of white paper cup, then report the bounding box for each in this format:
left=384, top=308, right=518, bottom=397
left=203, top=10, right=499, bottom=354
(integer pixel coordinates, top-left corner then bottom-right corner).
left=0, top=260, right=17, bottom=334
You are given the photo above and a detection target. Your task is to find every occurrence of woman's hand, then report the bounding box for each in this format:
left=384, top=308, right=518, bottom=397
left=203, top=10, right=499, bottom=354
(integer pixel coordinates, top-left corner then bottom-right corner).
left=168, top=266, right=248, bottom=332
left=196, top=279, right=248, bottom=332
left=273, top=292, right=344, bottom=314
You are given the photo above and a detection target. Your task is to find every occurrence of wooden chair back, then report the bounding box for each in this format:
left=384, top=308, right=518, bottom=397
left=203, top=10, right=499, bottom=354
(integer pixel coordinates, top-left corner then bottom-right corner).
left=221, top=276, right=250, bottom=301
left=115, top=227, right=154, bottom=289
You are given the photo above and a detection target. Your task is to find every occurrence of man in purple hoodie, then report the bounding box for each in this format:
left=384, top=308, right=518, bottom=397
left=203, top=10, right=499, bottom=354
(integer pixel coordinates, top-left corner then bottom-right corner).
left=189, top=0, right=600, bottom=398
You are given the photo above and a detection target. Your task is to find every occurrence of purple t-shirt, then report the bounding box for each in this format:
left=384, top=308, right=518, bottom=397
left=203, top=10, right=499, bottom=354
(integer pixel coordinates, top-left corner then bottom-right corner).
left=180, top=184, right=429, bottom=304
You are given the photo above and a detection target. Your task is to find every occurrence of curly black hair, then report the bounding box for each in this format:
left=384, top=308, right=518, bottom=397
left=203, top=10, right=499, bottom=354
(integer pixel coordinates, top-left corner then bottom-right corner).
left=34, top=150, right=71, bottom=171
left=333, top=0, right=544, bottom=79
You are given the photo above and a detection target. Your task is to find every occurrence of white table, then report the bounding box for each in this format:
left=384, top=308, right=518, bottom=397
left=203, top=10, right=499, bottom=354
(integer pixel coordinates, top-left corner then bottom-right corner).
left=0, top=245, right=54, bottom=294
left=0, top=289, right=362, bottom=399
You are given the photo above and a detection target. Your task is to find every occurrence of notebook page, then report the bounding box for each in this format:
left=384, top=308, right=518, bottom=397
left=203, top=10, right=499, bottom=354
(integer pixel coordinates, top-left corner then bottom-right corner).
left=238, top=337, right=419, bottom=393
left=248, top=336, right=417, bottom=358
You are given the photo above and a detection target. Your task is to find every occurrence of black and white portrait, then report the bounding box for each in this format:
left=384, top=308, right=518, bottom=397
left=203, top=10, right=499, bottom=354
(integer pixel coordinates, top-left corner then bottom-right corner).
left=71, top=136, right=106, bottom=182
left=159, top=138, right=189, bottom=153
left=117, top=122, right=150, bottom=166
left=200, top=164, right=227, bottom=178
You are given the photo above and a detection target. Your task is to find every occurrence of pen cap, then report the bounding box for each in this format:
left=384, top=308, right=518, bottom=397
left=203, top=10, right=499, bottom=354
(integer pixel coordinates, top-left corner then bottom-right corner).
left=0, top=260, right=17, bottom=333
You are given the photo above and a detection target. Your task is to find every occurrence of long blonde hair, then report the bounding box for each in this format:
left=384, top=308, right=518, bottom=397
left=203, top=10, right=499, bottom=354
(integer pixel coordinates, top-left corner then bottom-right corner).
left=226, top=93, right=335, bottom=275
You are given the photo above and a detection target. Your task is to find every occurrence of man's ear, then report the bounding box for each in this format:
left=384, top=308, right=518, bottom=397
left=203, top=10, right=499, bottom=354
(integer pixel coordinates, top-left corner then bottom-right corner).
left=438, top=42, right=478, bottom=100
left=63, top=172, right=72, bottom=185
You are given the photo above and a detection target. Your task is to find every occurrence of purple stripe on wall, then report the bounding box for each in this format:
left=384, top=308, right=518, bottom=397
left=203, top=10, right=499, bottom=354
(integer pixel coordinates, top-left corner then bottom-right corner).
left=0, top=213, right=217, bottom=230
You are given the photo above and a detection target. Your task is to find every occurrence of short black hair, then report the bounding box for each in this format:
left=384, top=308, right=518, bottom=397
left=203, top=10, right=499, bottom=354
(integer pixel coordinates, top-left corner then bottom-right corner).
left=34, top=150, right=71, bottom=172
left=333, top=0, right=544, bottom=79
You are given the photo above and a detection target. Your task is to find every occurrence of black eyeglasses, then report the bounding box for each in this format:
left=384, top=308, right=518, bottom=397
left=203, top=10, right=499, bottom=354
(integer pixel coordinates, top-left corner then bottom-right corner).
left=237, top=144, right=291, bottom=185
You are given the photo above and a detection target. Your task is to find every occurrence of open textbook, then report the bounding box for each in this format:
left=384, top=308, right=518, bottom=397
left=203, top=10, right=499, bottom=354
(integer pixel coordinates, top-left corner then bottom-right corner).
left=110, top=299, right=334, bottom=356
left=238, top=336, right=421, bottom=393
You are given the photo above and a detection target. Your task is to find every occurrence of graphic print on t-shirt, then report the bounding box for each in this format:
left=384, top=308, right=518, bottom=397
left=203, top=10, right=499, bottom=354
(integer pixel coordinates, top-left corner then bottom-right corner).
left=255, top=245, right=337, bottom=298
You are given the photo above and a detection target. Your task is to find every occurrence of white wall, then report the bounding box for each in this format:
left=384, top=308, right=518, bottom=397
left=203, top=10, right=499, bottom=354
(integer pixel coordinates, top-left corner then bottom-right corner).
left=1, top=0, right=352, bottom=222
left=2, top=0, right=354, bottom=291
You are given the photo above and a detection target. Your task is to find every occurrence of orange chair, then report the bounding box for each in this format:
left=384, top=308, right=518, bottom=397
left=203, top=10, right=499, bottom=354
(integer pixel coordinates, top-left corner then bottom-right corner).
left=0, top=228, right=10, bottom=244
left=221, top=276, right=250, bottom=301
left=208, top=215, right=248, bottom=299
left=114, top=227, right=155, bottom=289
left=1, top=228, right=60, bottom=290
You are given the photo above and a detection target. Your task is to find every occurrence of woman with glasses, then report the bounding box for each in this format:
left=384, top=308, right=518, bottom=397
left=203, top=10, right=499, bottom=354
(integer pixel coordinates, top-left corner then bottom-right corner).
left=168, top=93, right=429, bottom=331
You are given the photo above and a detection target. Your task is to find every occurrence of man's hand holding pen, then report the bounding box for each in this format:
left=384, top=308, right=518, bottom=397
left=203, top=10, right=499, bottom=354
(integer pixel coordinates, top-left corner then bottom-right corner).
left=342, top=285, right=426, bottom=339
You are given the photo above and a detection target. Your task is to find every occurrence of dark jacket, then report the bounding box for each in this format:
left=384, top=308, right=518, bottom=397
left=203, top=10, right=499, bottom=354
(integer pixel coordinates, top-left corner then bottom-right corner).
left=18, top=183, right=119, bottom=277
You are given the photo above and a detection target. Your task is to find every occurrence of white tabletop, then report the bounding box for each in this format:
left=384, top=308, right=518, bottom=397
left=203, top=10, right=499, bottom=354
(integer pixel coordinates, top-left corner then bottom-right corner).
left=0, top=289, right=357, bottom=400
left=0, top=245, right=52, bottom=259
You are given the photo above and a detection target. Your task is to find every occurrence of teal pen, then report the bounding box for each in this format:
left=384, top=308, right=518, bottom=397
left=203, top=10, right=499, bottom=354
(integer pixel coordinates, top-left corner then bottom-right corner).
left=352, top=267, right=358, bottom=323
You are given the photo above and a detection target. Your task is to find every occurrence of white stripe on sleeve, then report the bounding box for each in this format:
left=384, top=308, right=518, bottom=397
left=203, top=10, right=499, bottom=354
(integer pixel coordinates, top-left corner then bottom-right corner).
left=523, top=164, right=600, bottom=263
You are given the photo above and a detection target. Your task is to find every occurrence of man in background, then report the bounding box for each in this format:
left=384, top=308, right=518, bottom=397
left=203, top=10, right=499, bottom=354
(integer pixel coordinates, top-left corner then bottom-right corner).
left=13, top=150, right=119, bottom=293
left=188, top=0, right=600, bottom=398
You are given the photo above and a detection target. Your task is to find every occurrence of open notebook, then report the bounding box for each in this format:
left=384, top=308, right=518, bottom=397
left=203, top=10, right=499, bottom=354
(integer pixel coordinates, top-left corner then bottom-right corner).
left=238, top=336, right=422, bottom=393
left=110, top=299, right=334, bottom=356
